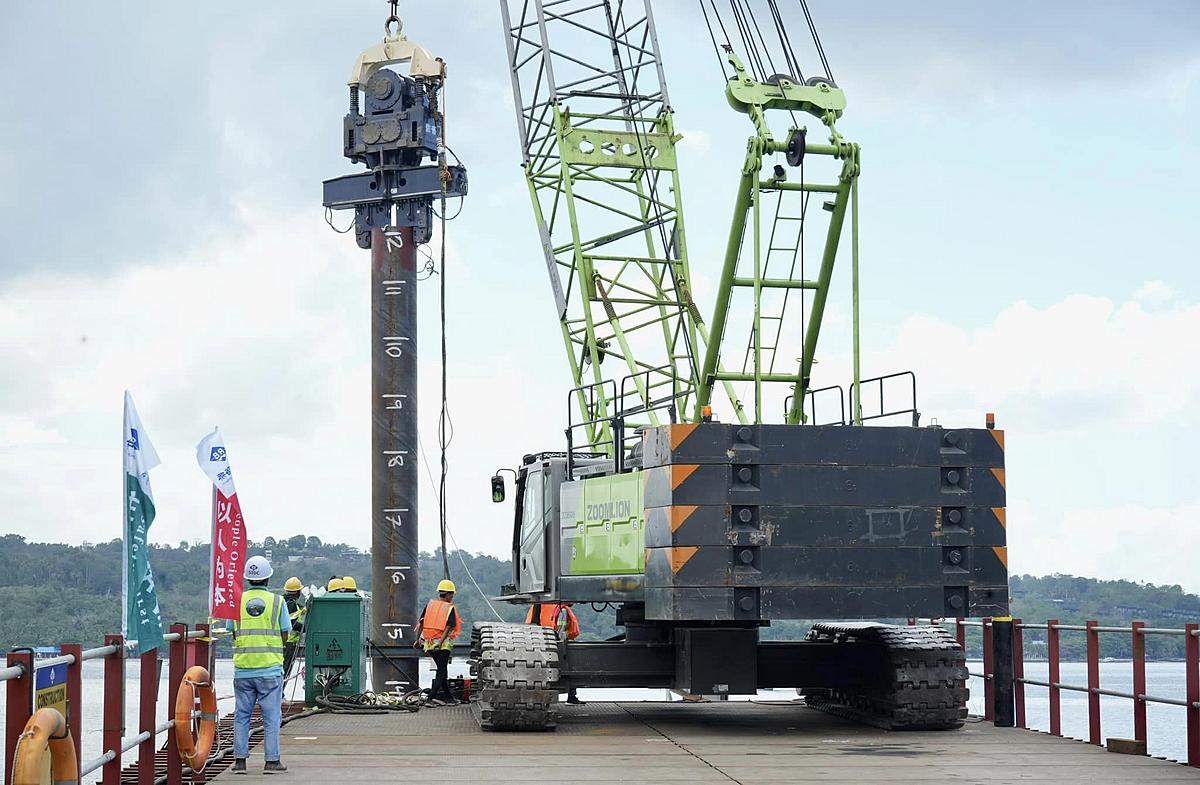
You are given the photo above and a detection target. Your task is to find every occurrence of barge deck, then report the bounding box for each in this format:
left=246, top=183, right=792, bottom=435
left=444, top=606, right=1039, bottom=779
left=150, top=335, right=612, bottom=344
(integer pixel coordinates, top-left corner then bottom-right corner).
left=213, top=701, right=1200, bottom=784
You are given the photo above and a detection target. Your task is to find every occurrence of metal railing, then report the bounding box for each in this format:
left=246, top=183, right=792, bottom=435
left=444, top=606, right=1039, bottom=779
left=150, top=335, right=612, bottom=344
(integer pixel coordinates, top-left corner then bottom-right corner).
left=5, top=623, right=215, bottom=785
left=938, top=617, right=1200, bottom=768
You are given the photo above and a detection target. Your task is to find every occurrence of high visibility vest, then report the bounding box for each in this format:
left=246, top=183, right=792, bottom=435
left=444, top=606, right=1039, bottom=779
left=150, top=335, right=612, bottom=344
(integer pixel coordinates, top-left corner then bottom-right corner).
left=285, top=596, right=306, bottom=644
left=233, top=588, right=285, bottom=670
left=526, top=602, right=580, bottom=641
left=420, top=599, right=460, bottom=650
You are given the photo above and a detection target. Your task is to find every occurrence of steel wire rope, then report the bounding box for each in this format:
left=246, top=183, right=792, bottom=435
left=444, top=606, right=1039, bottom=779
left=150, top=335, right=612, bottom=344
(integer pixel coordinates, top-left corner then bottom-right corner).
left=415, top=431, right=505, bottom=622
left=728, top=0, right=766, bottom=81
left=698, top=1, right=730, bottom=79
left=766, top=0, right=803, bottom=84
left=797, top=0, right=833, bottom=81
left=707, top=0, right=735, bottom=57
left=437, top=195, right=452, bottom=582
left=737, top=0, right=801, bottom=129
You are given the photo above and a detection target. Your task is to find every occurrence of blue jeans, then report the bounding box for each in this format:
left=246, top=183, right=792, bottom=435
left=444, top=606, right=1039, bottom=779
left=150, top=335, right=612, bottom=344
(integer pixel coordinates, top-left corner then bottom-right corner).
left=234, top=676, right=283, bottom=761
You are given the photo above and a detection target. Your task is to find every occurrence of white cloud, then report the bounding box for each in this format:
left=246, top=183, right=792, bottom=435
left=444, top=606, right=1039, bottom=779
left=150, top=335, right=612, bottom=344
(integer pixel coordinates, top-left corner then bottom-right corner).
left=677, top=128, right=713, bottom=155
left=1134, top=279, right=1175, bottom=305
left=865, top=292, right=1200, bottom=432
left=1013, top=500, right=1200, bottom=593
left=854, top=288, right=1200, bottom=591
left=0, top=416, right=64, bottom=448
left=0, top=197, right=558, bottom=560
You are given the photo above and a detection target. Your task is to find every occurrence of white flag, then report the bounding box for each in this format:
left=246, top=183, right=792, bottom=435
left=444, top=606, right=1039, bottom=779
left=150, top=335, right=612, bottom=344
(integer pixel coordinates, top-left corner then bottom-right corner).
left=196, top=428, right=237, bottom=497
left=122, top=391, right=165, bottom=653
left=123, top=392, right=161, bottom=490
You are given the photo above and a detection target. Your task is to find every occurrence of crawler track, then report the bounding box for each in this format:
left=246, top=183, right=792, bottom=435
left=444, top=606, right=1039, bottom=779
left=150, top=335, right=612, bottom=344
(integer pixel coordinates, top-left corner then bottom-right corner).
left=802, top=623, right=969, bottom=730
left=469, top=622, right=561, bottom=731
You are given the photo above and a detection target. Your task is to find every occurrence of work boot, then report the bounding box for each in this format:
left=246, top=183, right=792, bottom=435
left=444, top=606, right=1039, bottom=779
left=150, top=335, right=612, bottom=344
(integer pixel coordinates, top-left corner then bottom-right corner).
left=263, top=760, right=288, bottom=774
left=566, top=693, right=586, bottom=705
left=232, top=759, right=247, bottom=775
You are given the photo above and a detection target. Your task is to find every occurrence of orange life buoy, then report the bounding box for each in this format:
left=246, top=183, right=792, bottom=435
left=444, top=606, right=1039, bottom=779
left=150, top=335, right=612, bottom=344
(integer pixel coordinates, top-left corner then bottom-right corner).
left=11, top=707, right=78, bottom=785
left=173, top=665, right=218, bottom=771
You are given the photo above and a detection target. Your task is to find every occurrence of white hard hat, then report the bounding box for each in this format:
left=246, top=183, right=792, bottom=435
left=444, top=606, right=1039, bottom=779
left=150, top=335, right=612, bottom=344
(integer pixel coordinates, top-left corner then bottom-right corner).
left=244, top=555, right=273, bottom=581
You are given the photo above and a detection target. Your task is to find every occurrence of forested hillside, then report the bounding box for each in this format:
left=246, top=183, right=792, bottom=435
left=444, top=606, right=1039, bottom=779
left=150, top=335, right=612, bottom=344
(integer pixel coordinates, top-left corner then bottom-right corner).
left=0, top=534, right=1195, bottom=659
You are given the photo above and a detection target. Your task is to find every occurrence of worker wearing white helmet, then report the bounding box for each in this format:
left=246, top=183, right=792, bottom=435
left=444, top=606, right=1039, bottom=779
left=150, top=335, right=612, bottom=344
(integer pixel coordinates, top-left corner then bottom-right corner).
left=231, top=555, right=289, bottom=774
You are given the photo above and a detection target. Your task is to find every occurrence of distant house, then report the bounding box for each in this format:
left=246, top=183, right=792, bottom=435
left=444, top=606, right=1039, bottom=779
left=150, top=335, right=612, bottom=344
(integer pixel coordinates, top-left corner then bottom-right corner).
left=33, top=646, right=59, bottom=659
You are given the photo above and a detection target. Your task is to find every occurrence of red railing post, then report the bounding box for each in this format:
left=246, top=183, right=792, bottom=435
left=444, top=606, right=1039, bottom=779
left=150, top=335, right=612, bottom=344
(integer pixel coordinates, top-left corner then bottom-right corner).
left=1131, top=621, right=1146, bottom=746
left=61, top=643, right=84, bottom=768
left=955, top=617, right=966, bottom=652
left=102, top=634, right=126, bottom=785
left=138, top=647, right=159, bottom=785
left=192, top=623, right=212, bottom=784
left=1048, top=619, right=1061, bottom=737
left=1086, top=619, right=1101, bottom=746
left=982, top=618, right=994, bottom=722
left=1186, top=623, right=1199, bottom=768
left=1012, top=619, right=1026, bottom=729
left=907, top=617, right=916, bottom=626
left=167, top=623, right=188, bottom=785
left=5, top=649, right=34, bottom=777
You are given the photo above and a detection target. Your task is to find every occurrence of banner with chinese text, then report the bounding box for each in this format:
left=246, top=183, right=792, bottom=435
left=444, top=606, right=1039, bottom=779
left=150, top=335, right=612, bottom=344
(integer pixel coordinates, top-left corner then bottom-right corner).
left=195, top=428, right=247, bottom=621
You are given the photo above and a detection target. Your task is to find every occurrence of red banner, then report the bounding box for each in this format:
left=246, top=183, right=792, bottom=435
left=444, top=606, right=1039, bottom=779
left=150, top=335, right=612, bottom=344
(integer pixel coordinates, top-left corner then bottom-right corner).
left=209, top=488, right=247, bottom=620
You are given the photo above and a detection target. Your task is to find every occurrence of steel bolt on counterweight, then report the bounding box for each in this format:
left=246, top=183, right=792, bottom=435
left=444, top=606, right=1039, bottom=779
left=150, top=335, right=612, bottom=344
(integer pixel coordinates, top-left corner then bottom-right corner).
left=371, top=226, right=419, bottom=692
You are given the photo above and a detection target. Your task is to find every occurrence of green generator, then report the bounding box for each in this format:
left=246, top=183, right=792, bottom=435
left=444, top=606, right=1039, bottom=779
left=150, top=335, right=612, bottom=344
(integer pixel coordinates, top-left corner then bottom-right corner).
left=303, top=593, right=368, bottom=704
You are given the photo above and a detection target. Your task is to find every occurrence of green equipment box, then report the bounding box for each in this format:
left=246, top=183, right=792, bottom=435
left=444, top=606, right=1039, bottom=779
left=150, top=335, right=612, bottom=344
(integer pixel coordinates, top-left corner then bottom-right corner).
left=303, top=593, right=368, bottom=705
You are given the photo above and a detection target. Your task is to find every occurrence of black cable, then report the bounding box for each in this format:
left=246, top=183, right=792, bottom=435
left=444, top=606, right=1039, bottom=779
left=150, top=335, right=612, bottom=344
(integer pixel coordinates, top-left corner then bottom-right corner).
left=767, top=0, right=803, bottom=82
left=728, top=1, right=765, bottom=81
left=742, top=0, right=783, bottom=80
left=709, top=0, right=735, bottom=55
left=797, top=0, right=833, bottom=81
left=699, top=0, right=730, bottom=80
left=438, top=196, right=451, bottom=581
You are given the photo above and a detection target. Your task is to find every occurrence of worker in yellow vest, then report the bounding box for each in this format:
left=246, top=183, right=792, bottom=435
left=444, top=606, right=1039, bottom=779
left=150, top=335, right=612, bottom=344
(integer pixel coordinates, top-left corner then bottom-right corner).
left=526, top=601, right=584, bottom=704
left=232, top=555, right=289, bottom=774
left=412, top=579, right=461, bottom=705
left=282, top=576, right=306, bottom=678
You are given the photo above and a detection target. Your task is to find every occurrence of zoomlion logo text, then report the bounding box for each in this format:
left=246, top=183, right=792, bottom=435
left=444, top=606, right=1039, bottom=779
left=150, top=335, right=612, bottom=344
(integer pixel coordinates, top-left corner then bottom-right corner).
left=210, top=446, right=227, bottom=462
left=584, top=500, right=632, bottom=522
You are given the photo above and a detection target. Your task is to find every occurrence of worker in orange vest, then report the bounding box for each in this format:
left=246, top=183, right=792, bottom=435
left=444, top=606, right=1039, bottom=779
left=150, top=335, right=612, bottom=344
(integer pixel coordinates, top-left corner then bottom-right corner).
left=413, top=579, right=461, bottom=704
left=526, top=601, right=584, bottom=704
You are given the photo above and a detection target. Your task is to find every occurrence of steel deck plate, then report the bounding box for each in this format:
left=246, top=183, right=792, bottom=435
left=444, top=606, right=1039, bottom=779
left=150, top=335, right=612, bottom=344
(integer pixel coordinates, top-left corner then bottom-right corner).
left=213, top=701, right=1200, bottom=783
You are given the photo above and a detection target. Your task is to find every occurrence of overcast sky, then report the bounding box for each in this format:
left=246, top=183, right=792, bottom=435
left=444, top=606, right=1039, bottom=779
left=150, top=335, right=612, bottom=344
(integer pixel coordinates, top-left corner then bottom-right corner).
left=1, top=1, right=1198, bottom=591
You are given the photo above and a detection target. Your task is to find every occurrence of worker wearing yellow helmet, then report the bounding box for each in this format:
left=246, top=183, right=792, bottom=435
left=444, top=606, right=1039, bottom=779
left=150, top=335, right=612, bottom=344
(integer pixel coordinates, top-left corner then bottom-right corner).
left=341, top=576, right=358, bottom=593
left=412, top=578, right=460, bottom=704
left=282, top=577, right=306, bottom=677
left=326, top=577, right=345, bottom=593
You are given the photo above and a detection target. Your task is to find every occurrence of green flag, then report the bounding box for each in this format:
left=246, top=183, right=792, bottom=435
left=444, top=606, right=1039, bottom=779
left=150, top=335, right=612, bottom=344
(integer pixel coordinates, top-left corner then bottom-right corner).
left=122, top=391, right=165, bottom=654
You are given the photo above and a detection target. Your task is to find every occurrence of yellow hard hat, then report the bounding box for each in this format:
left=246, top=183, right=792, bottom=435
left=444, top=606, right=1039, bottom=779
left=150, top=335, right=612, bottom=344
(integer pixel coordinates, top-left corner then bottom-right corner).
left=342, top=576, right=358, bottom=591
left=284, top=577, right=302, bottom=592
left=437, top=579, right=456, bottom=593
left=326, top=577, right=345, bottom=592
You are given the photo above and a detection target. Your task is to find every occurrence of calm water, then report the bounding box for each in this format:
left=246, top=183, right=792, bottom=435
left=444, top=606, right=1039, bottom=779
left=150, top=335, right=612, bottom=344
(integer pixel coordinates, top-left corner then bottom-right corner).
left=1, top=659, right=1190, bottom=767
